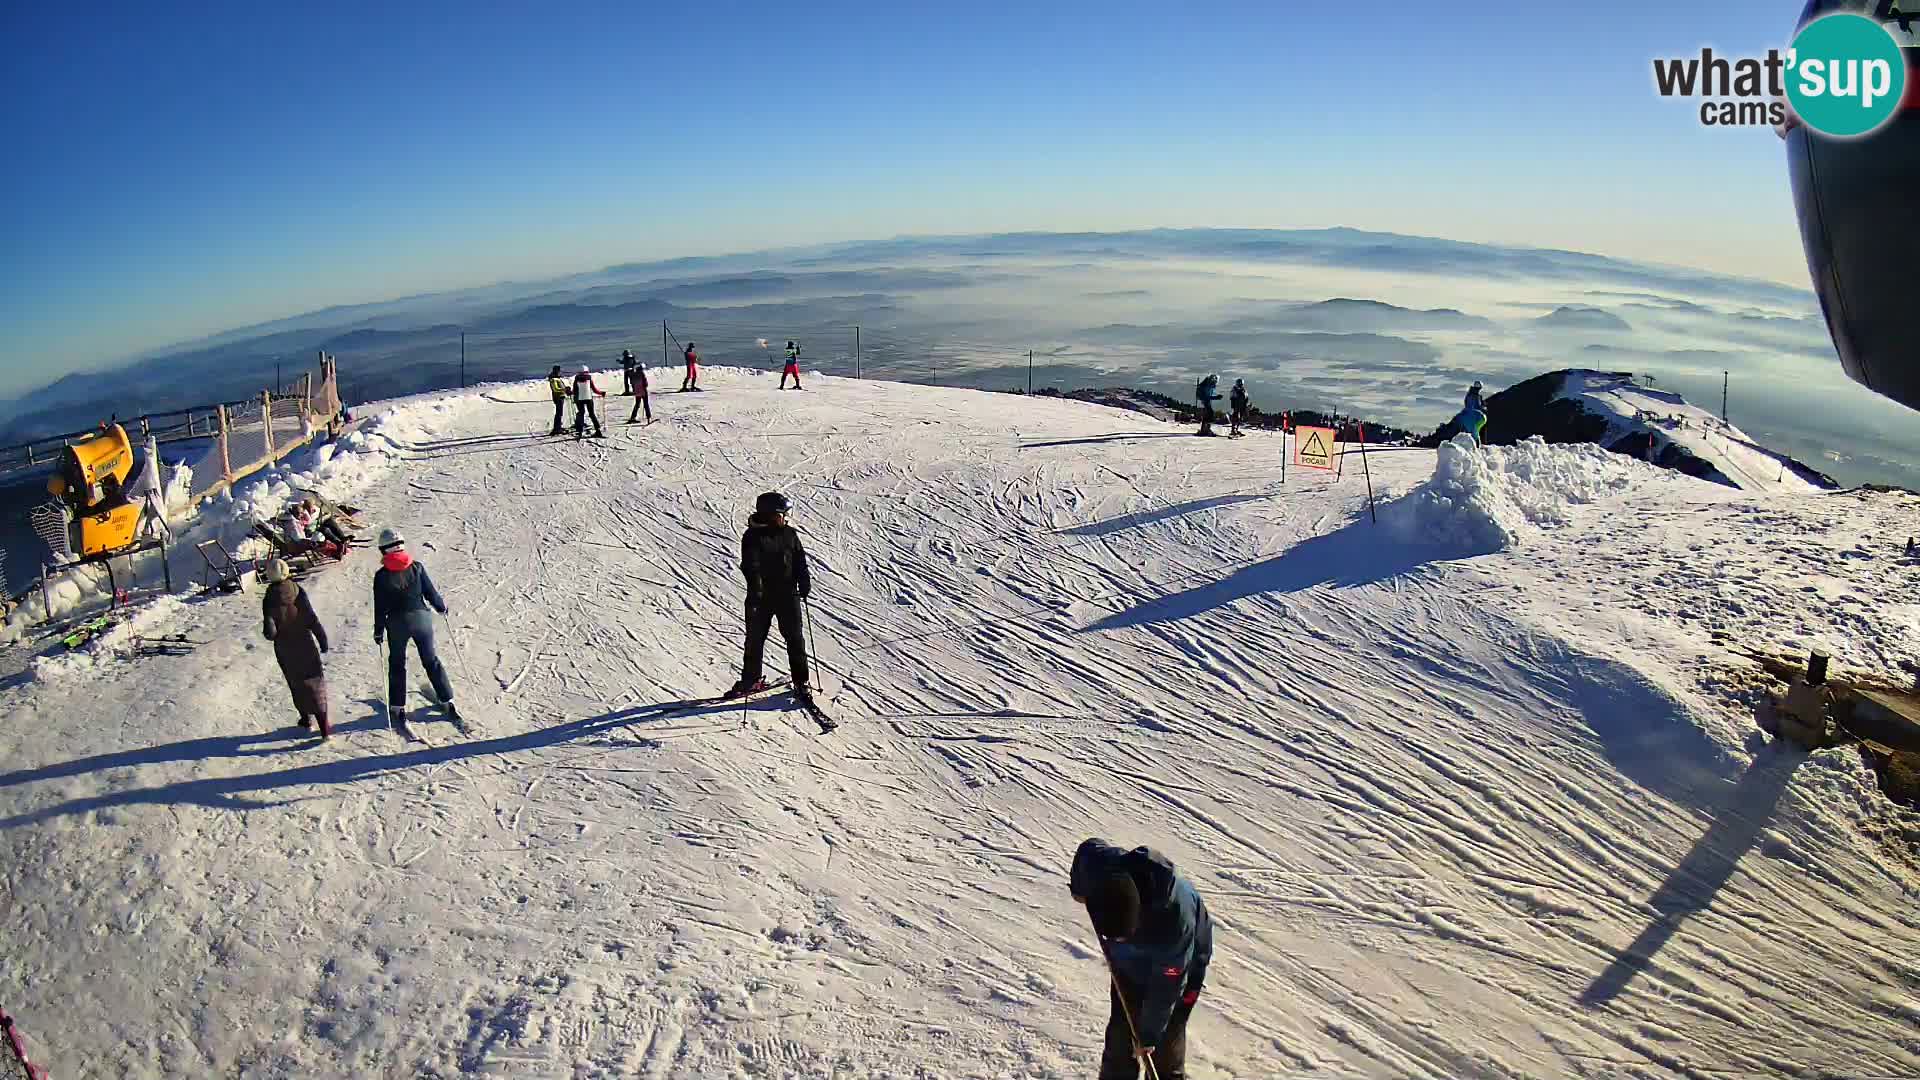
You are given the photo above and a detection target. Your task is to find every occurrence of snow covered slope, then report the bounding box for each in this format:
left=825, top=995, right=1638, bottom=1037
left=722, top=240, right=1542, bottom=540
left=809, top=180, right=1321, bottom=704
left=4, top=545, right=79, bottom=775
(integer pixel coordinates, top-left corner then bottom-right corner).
left=1438, top=369, right=1842, bottom=496
left=1554, top=371, right=1835, bottom=495
left=3, top=368, right=1918, bottom=1079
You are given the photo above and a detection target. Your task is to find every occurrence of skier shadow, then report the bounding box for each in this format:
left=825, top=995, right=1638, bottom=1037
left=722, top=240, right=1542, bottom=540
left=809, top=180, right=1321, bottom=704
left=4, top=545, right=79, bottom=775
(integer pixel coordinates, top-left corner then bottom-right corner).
left=1059, top=490, right=1282, bottom=538
left=1082, top=516, right=1459, bottom=631
left=402, top=431, right=551, bottom=452
left=398, top=433, right=555, bottom=460
left=0, top=726, right=322, bottom=793
left=1577, top=746, right=1803, bottom=1008
left=0, top=695, right=779, bottom=828
left=1021, top=433, right=1194, bottom=449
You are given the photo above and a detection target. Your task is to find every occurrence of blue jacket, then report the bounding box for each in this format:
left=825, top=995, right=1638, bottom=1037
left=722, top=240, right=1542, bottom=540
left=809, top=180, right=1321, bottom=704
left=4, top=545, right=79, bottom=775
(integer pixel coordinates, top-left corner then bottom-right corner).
left=372, top=560, right=447, bottom=635
left=1071, top=839, right=1213, bottom=1046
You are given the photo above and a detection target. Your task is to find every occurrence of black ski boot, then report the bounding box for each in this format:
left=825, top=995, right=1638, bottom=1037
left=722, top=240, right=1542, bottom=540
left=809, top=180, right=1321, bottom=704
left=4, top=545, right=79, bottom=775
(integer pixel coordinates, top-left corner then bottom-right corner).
left=724, top=678, right=769, bottom=700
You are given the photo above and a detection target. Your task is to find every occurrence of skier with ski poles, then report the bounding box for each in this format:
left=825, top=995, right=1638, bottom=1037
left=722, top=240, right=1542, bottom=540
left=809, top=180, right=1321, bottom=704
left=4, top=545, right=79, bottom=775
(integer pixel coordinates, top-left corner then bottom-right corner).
left=1228, top=379, right=1250, bottom=438
left=547, top=365, right=569, bottom=436
left=780, top=340, right=803, bottom=390
left=261, top=558, right=332, bottom=739
left=680, top=342, right=700, bottom=391
left=628, top=352, right=652, bottom=425
left=1194, top=375, right=1222, bottom=437
left=1070, top=838, right=1213, bottom=1080
left=572, top=365, right=606, bottom=439
left=726, top=491, right=819, bottom=713
left=372, top=528, right=461, bottom=739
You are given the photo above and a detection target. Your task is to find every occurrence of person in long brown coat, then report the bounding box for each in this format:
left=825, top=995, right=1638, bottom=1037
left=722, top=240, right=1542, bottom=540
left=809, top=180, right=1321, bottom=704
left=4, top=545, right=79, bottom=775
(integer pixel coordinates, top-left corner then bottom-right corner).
left=261, top=559, right=333, bottom=738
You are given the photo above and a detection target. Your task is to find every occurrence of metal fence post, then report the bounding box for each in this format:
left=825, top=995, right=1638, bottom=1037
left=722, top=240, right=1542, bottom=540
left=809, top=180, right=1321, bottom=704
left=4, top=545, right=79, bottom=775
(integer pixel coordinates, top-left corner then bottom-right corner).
left=854, top=325, right=860, bottom=379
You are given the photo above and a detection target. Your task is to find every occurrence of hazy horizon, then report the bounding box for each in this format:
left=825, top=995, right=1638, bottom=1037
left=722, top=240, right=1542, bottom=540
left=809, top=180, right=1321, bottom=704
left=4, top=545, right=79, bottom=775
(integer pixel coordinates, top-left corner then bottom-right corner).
left=4, top=4, right=1819, bottom=398
left=2, top=228, right=1910, bottom=495
left=2, top=224, right=1826, bottom=404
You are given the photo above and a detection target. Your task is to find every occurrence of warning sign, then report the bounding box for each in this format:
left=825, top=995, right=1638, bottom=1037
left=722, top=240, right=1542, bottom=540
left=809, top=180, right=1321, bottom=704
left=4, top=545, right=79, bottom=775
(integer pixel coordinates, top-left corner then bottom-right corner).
left=1294, top=425, right=1337, bottom=470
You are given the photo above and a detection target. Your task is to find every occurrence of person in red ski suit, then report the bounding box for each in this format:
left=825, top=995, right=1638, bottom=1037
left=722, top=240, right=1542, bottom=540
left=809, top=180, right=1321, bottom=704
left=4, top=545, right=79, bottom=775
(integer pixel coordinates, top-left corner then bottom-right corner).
left=680, top=343, right=700, bottom=391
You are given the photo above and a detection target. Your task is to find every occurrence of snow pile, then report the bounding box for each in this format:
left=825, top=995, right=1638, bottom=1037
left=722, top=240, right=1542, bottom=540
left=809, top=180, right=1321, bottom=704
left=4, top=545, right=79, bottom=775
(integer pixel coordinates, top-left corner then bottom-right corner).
left=1385, top=433, right=1646, bottom=550
left=28, top=595, right=191, bottom=682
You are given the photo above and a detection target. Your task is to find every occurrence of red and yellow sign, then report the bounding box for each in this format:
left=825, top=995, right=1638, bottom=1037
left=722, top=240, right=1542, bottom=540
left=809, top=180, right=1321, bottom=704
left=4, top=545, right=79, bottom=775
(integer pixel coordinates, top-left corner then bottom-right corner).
left=1294, top=425, right=1337, bottom=470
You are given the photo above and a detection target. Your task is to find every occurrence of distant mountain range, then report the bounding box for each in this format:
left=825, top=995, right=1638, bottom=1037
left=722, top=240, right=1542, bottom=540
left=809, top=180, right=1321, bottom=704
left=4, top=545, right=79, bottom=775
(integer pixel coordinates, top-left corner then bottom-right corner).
left=7, top=226, right=1890, bottom=491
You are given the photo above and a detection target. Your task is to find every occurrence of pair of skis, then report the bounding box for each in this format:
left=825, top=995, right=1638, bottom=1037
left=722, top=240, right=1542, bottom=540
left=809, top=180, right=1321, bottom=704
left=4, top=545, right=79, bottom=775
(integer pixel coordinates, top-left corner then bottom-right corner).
left=643, top=679, right=836, bottom=734
left=726, top=679, right=837, bottom=734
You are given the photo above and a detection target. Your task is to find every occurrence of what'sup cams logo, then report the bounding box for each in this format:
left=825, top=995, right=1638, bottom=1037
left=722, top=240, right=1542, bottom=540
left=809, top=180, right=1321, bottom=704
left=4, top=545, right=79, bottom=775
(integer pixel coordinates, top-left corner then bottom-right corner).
left=1654, top=2, right=1914, bottom=137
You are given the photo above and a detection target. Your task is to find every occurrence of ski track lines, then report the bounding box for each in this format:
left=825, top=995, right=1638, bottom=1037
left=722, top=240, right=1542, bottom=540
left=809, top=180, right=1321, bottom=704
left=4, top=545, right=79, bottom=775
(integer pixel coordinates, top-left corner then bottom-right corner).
left=2, top=371, right=1917, bottom=1079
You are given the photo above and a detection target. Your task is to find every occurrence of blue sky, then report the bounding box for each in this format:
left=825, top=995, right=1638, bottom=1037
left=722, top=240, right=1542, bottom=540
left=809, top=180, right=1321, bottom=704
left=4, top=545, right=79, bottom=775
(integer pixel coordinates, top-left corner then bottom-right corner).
left=0, top=2, right=1815, bottom=398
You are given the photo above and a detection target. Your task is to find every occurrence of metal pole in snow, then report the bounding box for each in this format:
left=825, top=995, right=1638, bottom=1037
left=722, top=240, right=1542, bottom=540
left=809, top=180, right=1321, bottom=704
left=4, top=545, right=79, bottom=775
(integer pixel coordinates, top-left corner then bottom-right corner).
left=461, top=331, right=467, bottom=389
left=1027, top=349, right=1034, bottom=395
left=1359, top=422, right=1377, bottom=524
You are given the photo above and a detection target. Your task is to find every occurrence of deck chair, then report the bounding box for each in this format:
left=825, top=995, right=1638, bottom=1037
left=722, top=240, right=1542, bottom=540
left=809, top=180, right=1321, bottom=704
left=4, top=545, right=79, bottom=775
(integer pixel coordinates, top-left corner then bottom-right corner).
left=195, top=539, right=253, bottom=593
left=250, top=521, right=339, bottom=577
left=290, top=492, right=367, bottom=546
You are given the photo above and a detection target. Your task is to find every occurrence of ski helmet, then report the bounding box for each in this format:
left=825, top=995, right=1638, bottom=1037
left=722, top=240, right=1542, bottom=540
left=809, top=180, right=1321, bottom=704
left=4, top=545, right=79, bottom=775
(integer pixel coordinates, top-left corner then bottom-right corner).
left=377, top=527, right=405, bottom=551
left=578, top=364, right=590, bottom=374
left=622, top=349, right=633, bottom=361
left=755, top=491, right=790, bottom=515
left=264, top=559, right=290, bottom=584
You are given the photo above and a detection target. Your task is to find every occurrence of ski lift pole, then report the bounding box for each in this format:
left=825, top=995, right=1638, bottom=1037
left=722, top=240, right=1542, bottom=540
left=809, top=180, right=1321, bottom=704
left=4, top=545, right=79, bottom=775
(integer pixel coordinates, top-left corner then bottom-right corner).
left=1085, top=913, right=1163, bottom=1080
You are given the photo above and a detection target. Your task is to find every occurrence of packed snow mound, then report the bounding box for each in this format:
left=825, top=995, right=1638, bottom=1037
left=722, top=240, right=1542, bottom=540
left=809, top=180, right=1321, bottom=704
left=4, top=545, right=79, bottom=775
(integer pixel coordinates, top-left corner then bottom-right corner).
left=1384, top=433, right=1646, bottom=550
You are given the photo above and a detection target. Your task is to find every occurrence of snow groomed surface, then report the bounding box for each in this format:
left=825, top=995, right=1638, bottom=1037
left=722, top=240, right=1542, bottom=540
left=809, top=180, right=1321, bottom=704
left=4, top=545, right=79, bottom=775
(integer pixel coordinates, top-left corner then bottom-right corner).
left=3, top=368, right=1917, bottom=1078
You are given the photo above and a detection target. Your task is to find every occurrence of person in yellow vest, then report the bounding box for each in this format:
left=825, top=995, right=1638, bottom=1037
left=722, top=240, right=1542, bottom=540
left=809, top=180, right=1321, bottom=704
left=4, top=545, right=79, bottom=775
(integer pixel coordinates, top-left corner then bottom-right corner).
left=547, top=365, right=569, bottom=436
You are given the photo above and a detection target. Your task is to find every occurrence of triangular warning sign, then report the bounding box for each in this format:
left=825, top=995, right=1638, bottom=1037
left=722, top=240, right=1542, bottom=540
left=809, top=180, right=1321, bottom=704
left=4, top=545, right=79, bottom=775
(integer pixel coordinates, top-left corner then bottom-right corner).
left=1295, top=425, right=1336, bottom=470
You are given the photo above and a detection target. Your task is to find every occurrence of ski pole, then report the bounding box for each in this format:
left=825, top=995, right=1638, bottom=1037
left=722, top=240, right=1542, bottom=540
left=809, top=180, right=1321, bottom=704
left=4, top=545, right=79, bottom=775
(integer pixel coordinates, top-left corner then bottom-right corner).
left=378, top=634, right=394, bottom=735
left=1086, top=913, right=1162, bottom=1080
left=803, top=598, right=823, bottom=695
left=441, top=608, right=476, bottom=690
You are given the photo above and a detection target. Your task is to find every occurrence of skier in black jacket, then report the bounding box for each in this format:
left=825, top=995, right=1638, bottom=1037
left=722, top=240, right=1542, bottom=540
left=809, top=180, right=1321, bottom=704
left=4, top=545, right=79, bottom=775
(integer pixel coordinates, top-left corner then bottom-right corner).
left=728, top=491, right=812, bottom=702
left=372, top=528, right=459, bottom=735
left=1072, top=838, right=1213, bottom=1080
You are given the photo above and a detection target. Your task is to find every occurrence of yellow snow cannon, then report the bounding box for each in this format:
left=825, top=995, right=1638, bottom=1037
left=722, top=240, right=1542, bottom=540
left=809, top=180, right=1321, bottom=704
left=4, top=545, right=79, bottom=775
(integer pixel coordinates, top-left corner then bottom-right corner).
left=45, top=424, right=144, bottom=559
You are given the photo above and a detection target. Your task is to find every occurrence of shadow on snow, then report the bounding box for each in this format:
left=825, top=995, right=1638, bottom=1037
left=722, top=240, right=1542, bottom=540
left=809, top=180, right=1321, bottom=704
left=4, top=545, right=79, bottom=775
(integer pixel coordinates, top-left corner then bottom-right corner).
left=1579, top=746, right=1804, bottom=1007
left=0, top=695, right=785, bottom=828
left=1081, top=514, right=1476, bottom=631
left=1058, top=491, right=1282, bottom=537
